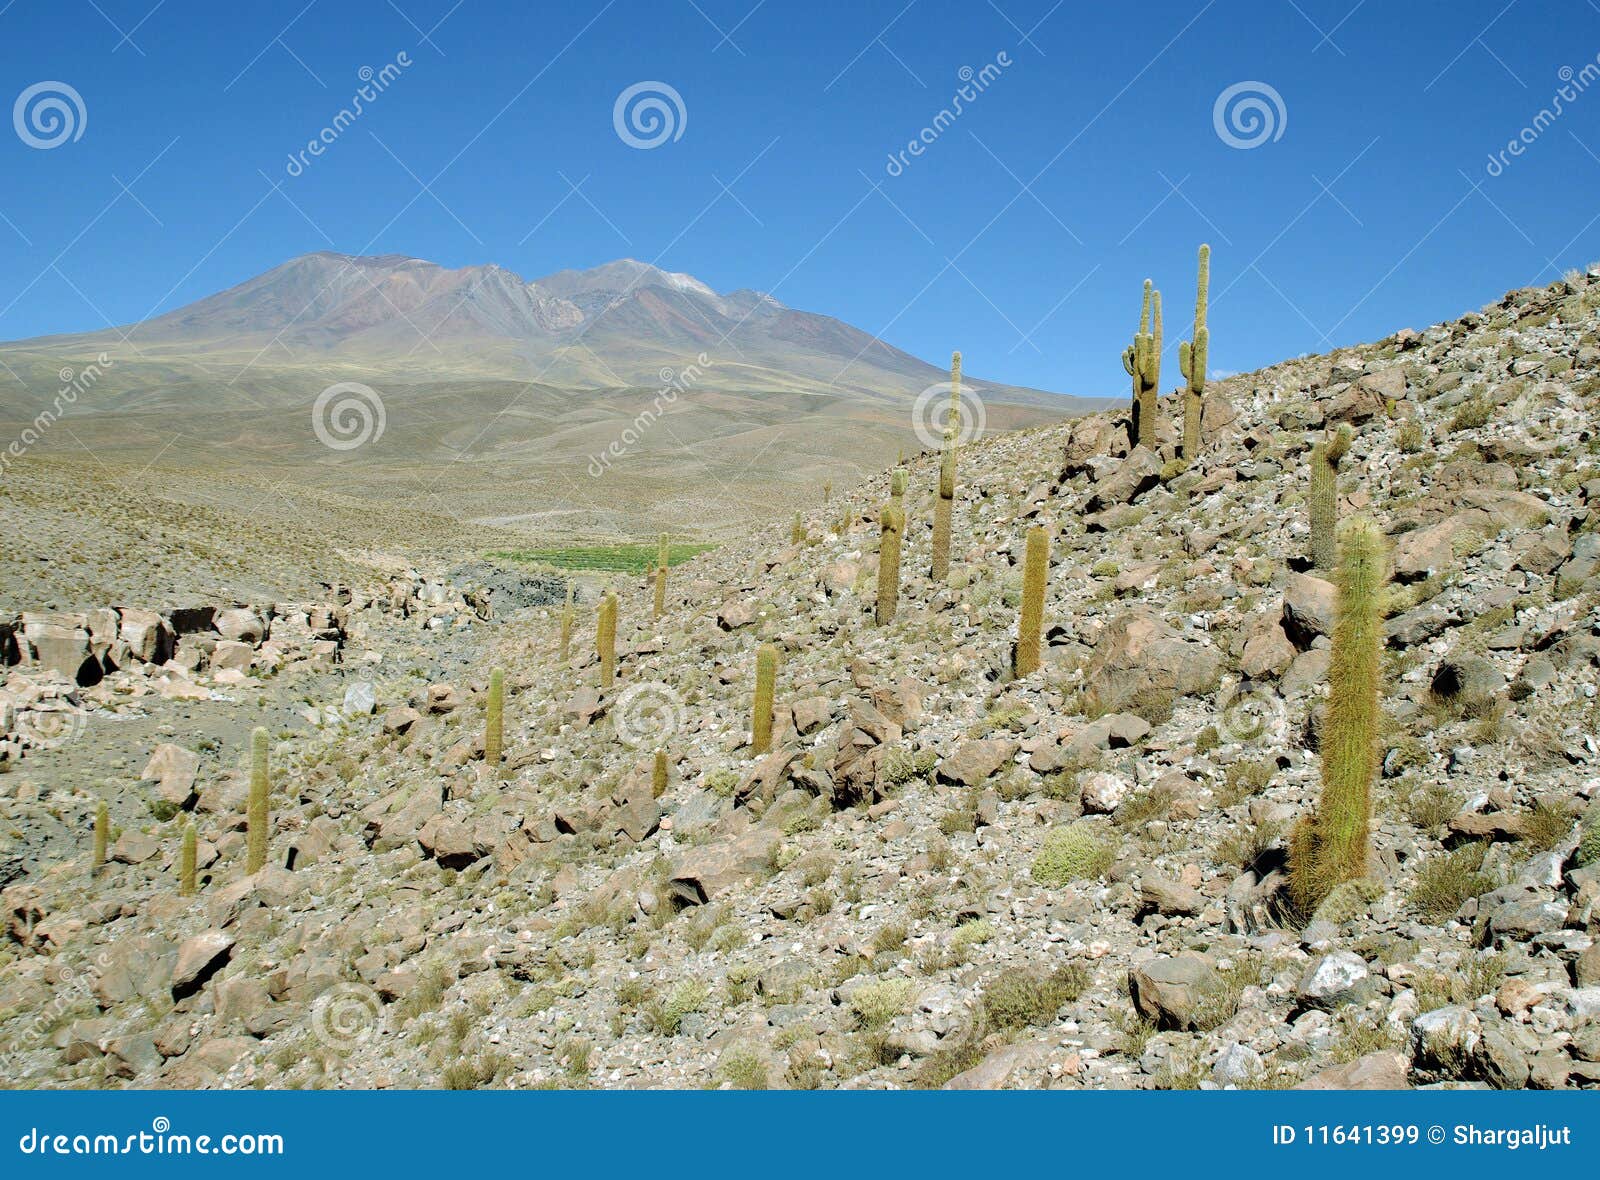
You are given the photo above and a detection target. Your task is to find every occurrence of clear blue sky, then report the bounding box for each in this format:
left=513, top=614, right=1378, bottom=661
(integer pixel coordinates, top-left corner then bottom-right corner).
left=1, top=0, right=1596, bottom=395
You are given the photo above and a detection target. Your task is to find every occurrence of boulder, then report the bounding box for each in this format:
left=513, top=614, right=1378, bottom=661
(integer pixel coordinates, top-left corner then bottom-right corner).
left=936, top=738, right=1017, bottom=788
left=667, top=825, right=781, bottom=905
left=1081, top=609, right=1221, bottom=717
left=1129, top=953, right=1221, bottom=1030
left=141, top=743, right=200, bottom=809
left=171, top=929, right=235, bottom=998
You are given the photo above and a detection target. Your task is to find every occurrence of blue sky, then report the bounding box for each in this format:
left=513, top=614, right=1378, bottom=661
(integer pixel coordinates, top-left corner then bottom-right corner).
left=1, top=0, right=1597, bottom=396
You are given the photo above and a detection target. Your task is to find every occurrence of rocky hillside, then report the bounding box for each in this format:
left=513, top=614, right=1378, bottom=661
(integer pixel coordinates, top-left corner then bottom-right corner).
left=2, top=267, right=1599, bottom=1091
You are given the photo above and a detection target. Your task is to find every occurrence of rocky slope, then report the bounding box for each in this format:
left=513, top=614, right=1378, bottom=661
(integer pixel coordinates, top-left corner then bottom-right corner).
left=2, top=267, right=1599, bottom=1091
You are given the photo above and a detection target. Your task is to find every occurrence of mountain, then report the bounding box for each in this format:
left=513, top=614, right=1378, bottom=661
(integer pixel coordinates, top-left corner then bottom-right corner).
left=0, top=252, right=1083, bottom=410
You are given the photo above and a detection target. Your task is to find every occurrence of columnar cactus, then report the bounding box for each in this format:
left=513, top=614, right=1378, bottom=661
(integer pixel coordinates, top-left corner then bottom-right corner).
left=1290, top=517, right=1387, bottom=913
left=92, top=800, right=108, bottom=872
left=560, top=582, right=575, bottom=660
left=485, top=667, right=504, bottom=767
left=1014, top=525, right=1049, bottom=676
left=1178, top=244, right=1210, bottom=461
left=1309, top=423, right=1352, bottom=570
left=597, top=592, right=618, bottom=689
left=179, top=822, right=197, bottom=897
left=1122, top=280, right=1162, bottom=447
left=752, top=643, right=778, bottom=755
left=791, top=513, right=804, bottom=545
left=822, top=481, right=832, bottom=503
left=653, top=533, right=669, bottom=618
left=876, top=499, right=904, bottom=626
left=246, top=726, right=269, bottom=874
left=652, top=748, right=669, bottom=797
left=890, top=468, right=907, bottom=508
left=932, top=350, right=961, bottom=582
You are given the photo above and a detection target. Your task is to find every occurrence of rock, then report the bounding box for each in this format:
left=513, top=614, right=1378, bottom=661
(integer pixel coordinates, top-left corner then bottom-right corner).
left=1282, top=574, right=1336, bottom=647
left=1412, top=1006, right=1481, bottom=1077
left=417, top=815, right=481, bottom=868
left=141, top=743, right=200, bottom=809
left=667, top=825, right=781, bottom=905
left=1140, top=876, right=1202, bottom=916
left=941, top=1040, right=1050, bottom=1089
left=381, top=706, right=421, bottom=735
left=118, top=608, right=173, bottom=664
left=171, top=930, right=235, bottom=998
left=1296, top=951, right=1370, bottom=1010
left=1393, top=515, right=1483, bottom=581
left=1081, top=609, right=1221, bottom=718
left=936, top=738, right=1018, bottom=788
left=1240, top=613, right=1295, bottom=678
left=1474, top=1027, right=1530, bottom=1090
left=342, top=681, right=377, bottom=716
left=1129, top=952, right=1221, bottom=1031
left=1575, top=942, right=1600, bottom=988
left=209, top=640, right=254, bottom=672
left=1080, top=771, right=1131, bottom=815
left=1293, top=1050, right=1409, bottom=1090
left=1430, top=654, right=1505, bottom=703
left=213, top=608, right=265, bottom=645
left=110, top=830, right=159, bottom=864
left=425, top=684, right=460, bottom=714
left=1084, top=446, right=1163, bottom=512
left=1212, top=1042, right=1264, bottom=1086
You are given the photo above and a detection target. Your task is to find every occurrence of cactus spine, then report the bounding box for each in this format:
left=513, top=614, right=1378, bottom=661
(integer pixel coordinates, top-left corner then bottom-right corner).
left=1178, top=244, right=1210, bottom=460
left=752, top=643, right=778, bottom=755
left=876, top=498, right=904, bottom=626
left=179, top=822, right=197, bottom=896
left=1290, top=517, right=1387, bottom=913
left=597, top=592, right=618, bottom=689
left=485, top=667, right=504, bottom=767
left=1309, top=423, right=1352, bottom=571
left=653, top=534, right=668, bottom=618
left=92, top=800, right=108, bottom=872
left=559, top=582, right=574, bottom=660
left=652, top=748, right=669, bottom=797
left=1122, top=280, right=1162, bottom=448
left=932, top=350, right=960, bottom=582
left=246, top=726, right=269, bottom=874
left=1014, top=525, right=1049, bottom=676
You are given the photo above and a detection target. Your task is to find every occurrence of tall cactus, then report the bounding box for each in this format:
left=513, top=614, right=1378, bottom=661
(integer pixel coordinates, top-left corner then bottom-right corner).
left=179, top=822, right=197, bottom=897
left=1290, top=517, right=1387, bottom=913
left=791, top=513, right=804, bottom=545
left=1309, top=424, right=1352, bottom=570
left=653, top=533, right=669, bottom=618
left=1178, top=244, right=1210, bottom=460
left=932, top=350, right=961, bottom=582
left=485, top=667, right=504, bottom=767
left=652, top=748, right=669, bottom=797
left=1014, top=526, right=1049, bottom=676
left=92, top=800, right=108, bottom=873
left=890, top=467, right=907, bottom=508
left=752, top=643, right=778, bottom=755
left=559, top=582, right=575, bottom=660
left=246, top=726, right=269, bottom=875
left=1122, top=280, right=1162, bottom=448
left=597, top=592, right=618, bottom=689
left=876, top=499, right=904, bottom=625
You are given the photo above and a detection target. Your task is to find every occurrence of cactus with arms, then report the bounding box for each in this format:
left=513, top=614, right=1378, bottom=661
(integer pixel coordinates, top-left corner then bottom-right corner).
left=1122, top=280, right=1162, bottom=448
left=1178, top=244, right=1210, bottom=460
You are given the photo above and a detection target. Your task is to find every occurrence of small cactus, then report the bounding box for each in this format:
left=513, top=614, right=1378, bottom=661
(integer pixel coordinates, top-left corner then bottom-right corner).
left=246, top=726, right=269, bottom=875
left=1309, top=423, right=1352, bottom=570
left=1014, top=525, right=1049, bottom=676
left=652, top=748, right=668, bottom=797
left=822, top=481, right=832, bottom=503
left=92, top=800, right=108, bottom=872
left=653, top=533, right=668, bottom=618
left=559, top=582, right=574, bottom=660
left=1178, top=244, right=1210, bottom=460
left=752, top=643, right=779, bottom=755
left=597, top=592, right=618, bottom=688
left=932, top=350, right=960, bottom=582
left=876, top=500, right=904, bottom=626
left=791, top=512, right=804, bottom=545
left=485, top=667, right=504, bottom=767
left=179, top=822, right=197, bottom=896
left=1290, top=517, right=1387, bottom=914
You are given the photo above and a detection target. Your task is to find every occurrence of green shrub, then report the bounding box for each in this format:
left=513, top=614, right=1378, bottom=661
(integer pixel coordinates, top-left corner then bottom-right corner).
left=850, top=978, right=915, bottom=1029
left=1031, top=824, right=1115, bottom=886
left=648, top=979, right=709, bottom=1035
left=1410, top=843, right=1495, bottom=920
left=981, top=964, right=1089, bottom=1030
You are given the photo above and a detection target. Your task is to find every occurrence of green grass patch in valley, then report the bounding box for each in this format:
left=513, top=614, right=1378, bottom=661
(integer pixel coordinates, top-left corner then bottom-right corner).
left=489, top=542, right=715, bottom=573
